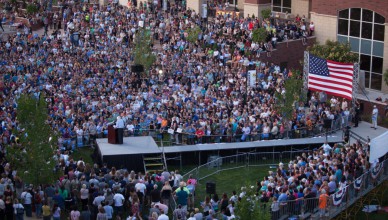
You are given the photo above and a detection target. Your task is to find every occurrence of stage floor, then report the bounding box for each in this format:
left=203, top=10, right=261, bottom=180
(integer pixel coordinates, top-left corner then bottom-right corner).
left=96, top=136, right=161, bottom=156
left=96, top=134, right=343, bottom=156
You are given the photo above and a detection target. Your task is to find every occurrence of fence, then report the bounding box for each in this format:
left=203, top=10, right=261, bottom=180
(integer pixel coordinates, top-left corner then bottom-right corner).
left=270, top=158, right=388, bottom=220
left=181, top=152, right=387, bottom=220
left=55, top=115, right=348, bottom=149
left=181, top=148, right=310, bottom=182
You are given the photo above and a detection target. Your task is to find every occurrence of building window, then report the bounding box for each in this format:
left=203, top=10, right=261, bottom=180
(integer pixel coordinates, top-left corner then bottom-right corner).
left=272, top=0, right=291, bottom=13
left=337, top=8, right=385, bottom=91
left=228, top=0, right=238, bottom=6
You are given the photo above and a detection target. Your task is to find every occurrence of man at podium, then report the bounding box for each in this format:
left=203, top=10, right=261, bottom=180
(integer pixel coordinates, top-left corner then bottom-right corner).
left=114, top=116, right=125, bottom=144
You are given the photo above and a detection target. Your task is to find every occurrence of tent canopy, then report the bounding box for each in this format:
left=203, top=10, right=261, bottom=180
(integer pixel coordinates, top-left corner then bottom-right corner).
left=369, top=131, right=388, bottom=163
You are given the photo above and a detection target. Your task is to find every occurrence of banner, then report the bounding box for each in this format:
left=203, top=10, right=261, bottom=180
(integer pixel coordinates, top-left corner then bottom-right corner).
left=371, top=162, right=382, bottom=179
left=354, top=177, right=362, bottom=190
left=332, top=187, right=347, bottom=206
left=247, top=70, right=257, bottom=88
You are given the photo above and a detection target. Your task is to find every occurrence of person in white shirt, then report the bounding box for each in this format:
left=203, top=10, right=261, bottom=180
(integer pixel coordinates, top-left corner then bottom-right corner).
left=114, top=116, right=125, bottom=144
left=371, top=105, right=378, bottom=129
left=321, top=142, right=332, bottom=156
left=157, top=209, right=169, bottom=220
left=113, top=192, right=125, bottom=214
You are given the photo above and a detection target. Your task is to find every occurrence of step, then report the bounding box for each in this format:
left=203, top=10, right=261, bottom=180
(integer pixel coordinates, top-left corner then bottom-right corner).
left=145, top=163, right=164, bottom=167
left=146, top=170, right=164, bottom=174
left=143, top=157, right=163, bottom=161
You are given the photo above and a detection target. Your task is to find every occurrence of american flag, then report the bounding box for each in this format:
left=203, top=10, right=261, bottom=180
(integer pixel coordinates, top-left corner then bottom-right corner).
left=308, top=54, right=354, bottom=100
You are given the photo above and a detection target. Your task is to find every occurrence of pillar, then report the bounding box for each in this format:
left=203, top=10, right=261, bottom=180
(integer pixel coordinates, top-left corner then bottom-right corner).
left=243, top=0, right=271, bottom=18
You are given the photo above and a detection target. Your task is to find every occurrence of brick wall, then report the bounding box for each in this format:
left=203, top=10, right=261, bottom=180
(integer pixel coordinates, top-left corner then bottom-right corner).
left=311, top=0, right=388, bottom=19
left=254, top=37, right=316, bottom=70
left=358, top=100, right=387, bottom=123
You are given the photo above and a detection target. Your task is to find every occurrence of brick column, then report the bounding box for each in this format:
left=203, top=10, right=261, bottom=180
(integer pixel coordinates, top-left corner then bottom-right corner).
left=244, top=0, right=271, bottom=18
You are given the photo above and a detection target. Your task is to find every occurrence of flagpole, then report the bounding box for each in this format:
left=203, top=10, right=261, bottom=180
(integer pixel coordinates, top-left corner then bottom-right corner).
left=352, top=62, right=360, bottom=108
left=303, top=51, right=309, bottom=102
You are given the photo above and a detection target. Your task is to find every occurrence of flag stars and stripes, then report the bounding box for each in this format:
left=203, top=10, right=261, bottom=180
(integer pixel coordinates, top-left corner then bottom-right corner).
left=307, top=54, right=354, bottom=100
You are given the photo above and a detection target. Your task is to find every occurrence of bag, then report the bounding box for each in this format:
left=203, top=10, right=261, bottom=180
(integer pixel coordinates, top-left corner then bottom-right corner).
left=17, top=207, right=24, bottom=215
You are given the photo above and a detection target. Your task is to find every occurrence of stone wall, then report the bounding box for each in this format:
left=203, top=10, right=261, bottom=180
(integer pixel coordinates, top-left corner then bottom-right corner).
left=291, top=0, right=309, bottom=18
left=310, top=12, right=337, bottom=44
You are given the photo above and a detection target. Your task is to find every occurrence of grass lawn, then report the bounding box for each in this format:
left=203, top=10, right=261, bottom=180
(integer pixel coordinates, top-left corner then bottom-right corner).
left=191, top=165, right=276, bottom=206
left=72, top=147, right=95, bottom=165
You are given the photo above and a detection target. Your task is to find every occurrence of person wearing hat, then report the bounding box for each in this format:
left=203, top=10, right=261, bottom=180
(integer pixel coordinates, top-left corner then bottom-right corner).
left=371, top=105, right=378, bottom=129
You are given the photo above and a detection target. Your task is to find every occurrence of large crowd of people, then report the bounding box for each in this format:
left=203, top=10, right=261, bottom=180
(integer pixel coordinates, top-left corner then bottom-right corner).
left=0, top=0, right=379, bottom=220
left=1, top=0, right=341, bottom=151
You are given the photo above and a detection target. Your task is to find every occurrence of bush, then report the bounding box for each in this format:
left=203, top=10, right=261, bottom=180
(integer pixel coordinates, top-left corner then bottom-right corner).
left=26, top=3, right=38, bottom=15
left=261, top=9, right=272, bottom=20
left=252, top=28, right=268, bottom=43
left=384, top=69, right=388, bottom=88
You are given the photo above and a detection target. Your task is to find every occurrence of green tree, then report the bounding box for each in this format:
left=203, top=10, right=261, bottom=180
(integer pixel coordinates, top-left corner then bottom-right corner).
left=26, top=3, right=38, bottom=15
left=133, top=28, right=157, bottom=75
left=384, top=69, right=388, bottom=88
left=234, top=185, right=271, bottom=220
left=261, top=8, right=272, bottom=20
left=252, top=28, right=268, bottom=43
left=306, top=40, right=358, bottom=63
left=6, top=95, right=62, bottom=186
left=186, top=26, right=201, bottom=44
left=275, top=70, right=304, bottom=120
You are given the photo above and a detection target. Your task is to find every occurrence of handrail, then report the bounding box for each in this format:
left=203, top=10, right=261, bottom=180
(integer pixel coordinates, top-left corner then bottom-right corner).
left=178, top=153, right=387, bottom=220
left=349, top=130, right=369, bottom=144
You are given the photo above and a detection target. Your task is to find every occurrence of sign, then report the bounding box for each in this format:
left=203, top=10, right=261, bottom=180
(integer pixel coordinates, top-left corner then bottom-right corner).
left=247, top=70, right=257, bottom=88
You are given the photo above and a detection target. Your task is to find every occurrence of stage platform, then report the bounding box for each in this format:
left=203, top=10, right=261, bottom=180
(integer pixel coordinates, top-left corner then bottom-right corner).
left=96, top=134, right=343, bottom=171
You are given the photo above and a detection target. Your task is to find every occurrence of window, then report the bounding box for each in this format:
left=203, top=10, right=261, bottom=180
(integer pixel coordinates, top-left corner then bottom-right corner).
left=272, top=0, right=292, bottom=13
left=337, top=8, right=385, bottom=91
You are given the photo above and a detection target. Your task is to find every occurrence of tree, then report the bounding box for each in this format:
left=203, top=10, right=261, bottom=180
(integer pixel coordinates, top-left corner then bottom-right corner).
left=275, top=70, right=304, bottom=121
left=6, top=95, right=62, bottom=186
left=261, top=9, right=272, bottom=20
left=186, top=26, right=201, bottom=44
left=234, top=185, right=271, bottom=220
left=306, top=40, right=358, bottom=63
left=252, top=28, right=268, bottom=43
left=384, top=69, right=388, bottom=88
left=133, top=28, right=157, bottom=76
left=26, top=3, right=38, bottom=15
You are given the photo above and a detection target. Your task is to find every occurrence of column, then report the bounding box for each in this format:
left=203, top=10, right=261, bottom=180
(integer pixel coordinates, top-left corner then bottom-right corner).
left=244, top=0, right=271, bottom=18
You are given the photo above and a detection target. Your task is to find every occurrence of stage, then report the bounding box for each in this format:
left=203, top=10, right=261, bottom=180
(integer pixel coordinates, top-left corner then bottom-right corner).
left=96, top=134, right=343, bottom=172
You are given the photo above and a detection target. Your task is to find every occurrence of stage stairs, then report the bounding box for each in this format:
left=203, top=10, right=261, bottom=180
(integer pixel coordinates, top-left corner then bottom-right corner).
left=143, top=153, right=167, bottom=174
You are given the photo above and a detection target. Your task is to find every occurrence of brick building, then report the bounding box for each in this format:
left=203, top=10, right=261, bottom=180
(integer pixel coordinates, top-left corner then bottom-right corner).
left=183, top=0, right=388, bottom=93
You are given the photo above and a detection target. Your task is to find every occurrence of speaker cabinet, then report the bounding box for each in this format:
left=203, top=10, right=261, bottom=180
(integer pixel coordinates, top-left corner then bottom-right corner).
left=206, top=182, right=216, bottom=195
left=131, top=64, right=144, bottom=73
left=323, top=119, right=332, bottom=129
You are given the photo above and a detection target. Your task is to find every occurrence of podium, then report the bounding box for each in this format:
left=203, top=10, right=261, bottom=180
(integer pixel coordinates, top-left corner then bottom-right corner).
left=108, top=125, right=117, bottom=144
left=108, top=124, right=124, bottom=144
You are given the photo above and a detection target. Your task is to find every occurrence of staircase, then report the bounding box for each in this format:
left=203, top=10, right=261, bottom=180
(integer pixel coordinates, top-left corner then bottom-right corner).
left=143, top=153, right=167, bottom=174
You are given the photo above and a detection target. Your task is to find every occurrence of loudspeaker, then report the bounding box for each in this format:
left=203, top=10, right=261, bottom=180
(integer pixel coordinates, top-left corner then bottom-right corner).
left=131, top=64, right=144, bottom=73
left=323, top=119, right=332, bottom=129
left=206, top=182, right=216, bottom=195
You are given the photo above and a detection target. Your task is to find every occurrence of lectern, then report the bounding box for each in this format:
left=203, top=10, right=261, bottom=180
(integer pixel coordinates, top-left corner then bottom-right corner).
left=108, top=125, right=117, bottom=144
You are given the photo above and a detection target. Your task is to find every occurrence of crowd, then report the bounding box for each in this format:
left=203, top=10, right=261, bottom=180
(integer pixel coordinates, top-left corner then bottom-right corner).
left=0, top=0, right=370, bottom=219
left=1, top=1, right=329, bottom=150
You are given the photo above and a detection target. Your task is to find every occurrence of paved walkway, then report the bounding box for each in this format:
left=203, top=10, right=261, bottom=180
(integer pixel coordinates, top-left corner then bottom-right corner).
left=350, top=120, right=387, bottom=141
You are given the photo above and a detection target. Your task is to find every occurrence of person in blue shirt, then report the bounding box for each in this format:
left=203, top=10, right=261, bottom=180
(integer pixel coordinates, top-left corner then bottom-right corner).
left=278, top=189, right=288, bottom=203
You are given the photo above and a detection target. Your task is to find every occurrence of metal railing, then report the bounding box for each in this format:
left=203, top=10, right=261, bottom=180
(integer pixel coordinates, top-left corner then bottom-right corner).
left=268, top=158, right=388, bottom=220
left=181, top=149, right=309, bottom=182
left=178, top=152, right=387, bottom=220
